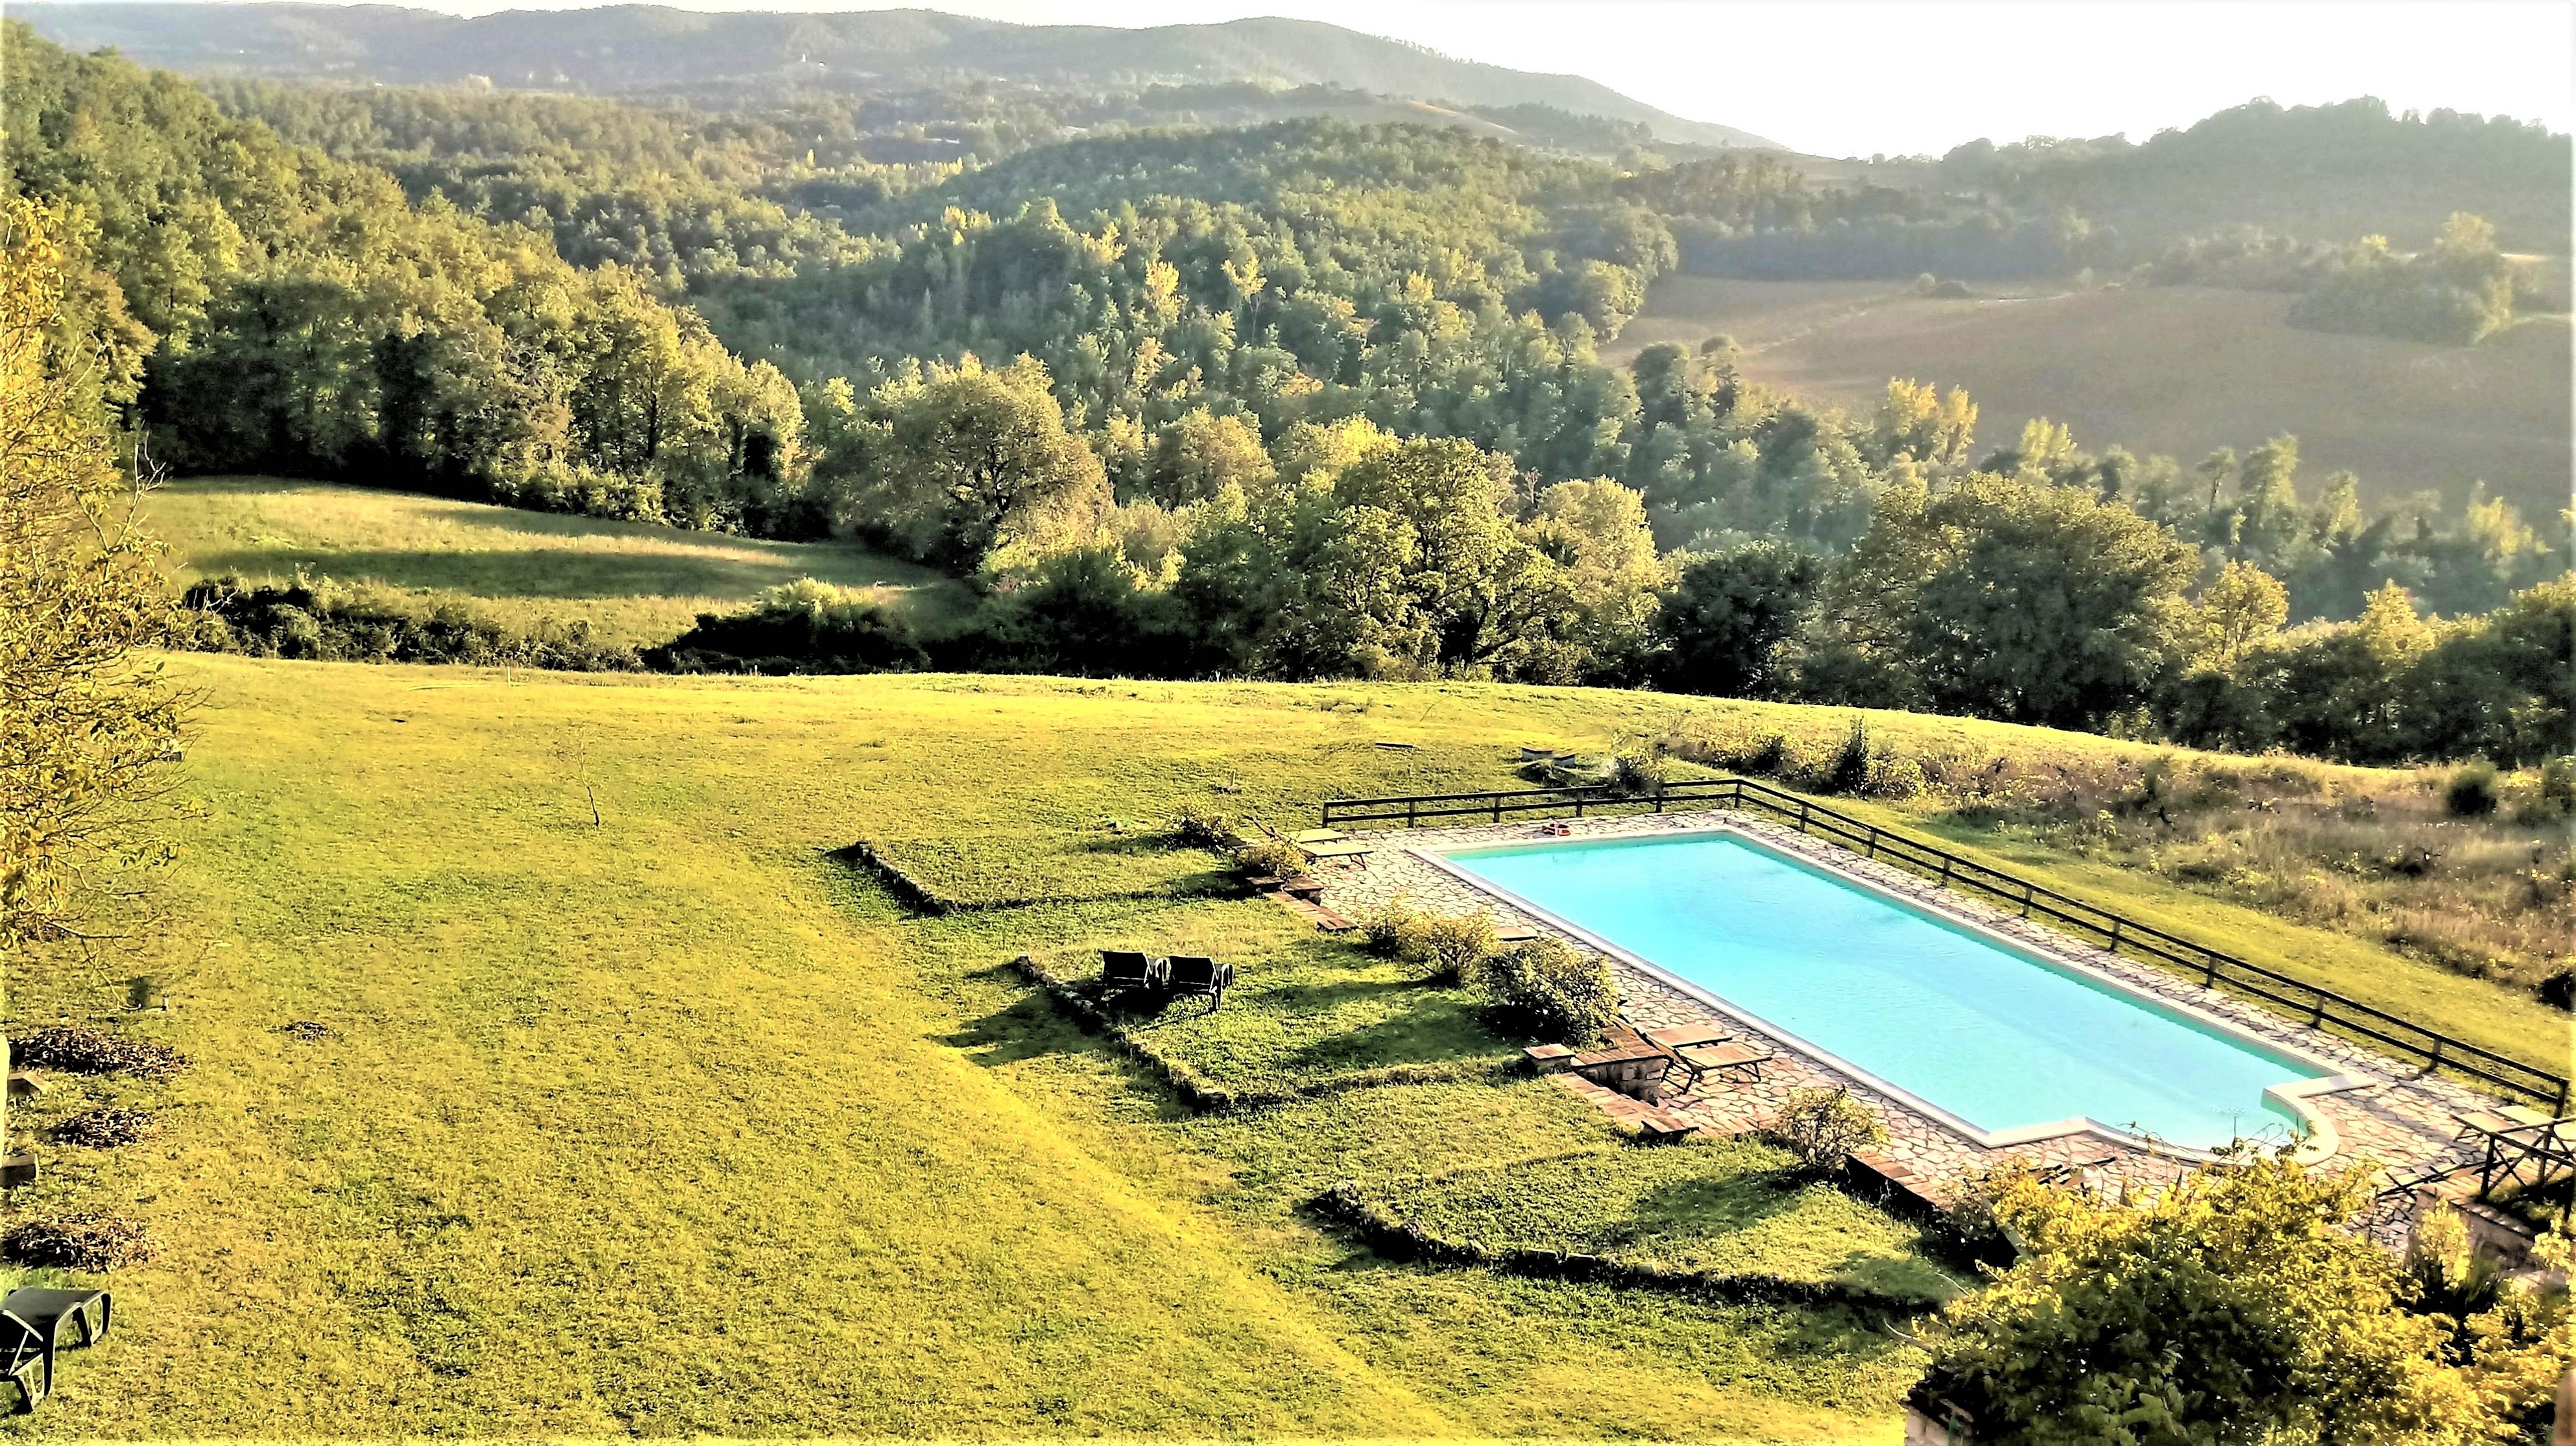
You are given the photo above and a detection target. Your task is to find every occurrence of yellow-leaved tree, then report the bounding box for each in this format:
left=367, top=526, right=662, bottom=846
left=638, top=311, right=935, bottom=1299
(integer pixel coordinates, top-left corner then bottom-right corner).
left=0, top=197, right=188, bottom=1124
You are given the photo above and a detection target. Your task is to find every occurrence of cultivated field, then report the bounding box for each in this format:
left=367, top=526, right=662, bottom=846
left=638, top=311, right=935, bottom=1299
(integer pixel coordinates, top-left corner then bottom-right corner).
left=1609, top=277, right=2573, bottom=522
left=7, top=647, right=2566, bottom=1434
left=144, top=477, right=972, bottom=647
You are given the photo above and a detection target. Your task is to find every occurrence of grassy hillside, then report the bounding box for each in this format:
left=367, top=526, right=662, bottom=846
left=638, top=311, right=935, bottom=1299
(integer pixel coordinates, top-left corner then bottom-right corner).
left=1608, top=277, right=2573, bottom=521
left=8, top=651, right=2565, bottom=1431
left=145, top=476, right=974, bottom=648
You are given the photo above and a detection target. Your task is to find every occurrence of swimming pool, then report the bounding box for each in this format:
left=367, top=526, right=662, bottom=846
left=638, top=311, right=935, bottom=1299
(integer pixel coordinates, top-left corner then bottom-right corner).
left=1430, top=828, right=2349, bottom=1155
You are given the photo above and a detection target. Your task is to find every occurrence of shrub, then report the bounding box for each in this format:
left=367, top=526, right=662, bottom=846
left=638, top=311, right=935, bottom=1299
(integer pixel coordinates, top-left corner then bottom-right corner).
left=1917, top=1151, right=2560, bottom=1443
left=186, top=576, right=640, bottom=671
left=10, top=1026, right=187, bottom=1078
left=1604, top=747, right=1665, bottom=798
left=1822, top=717, right=1873, bottom=795
left=1927, top=1159, right=2046, bottom=1264
left=1170, top=803, right=1236, bottom=850
left=1864, top=749, right=1927, bottom=800
left=1471, top=937, right=1617, bottom=1045
left=1359, top=898, right=1497, bottom=983
left=53, top=1107, right=159, bottom=1149
left=2535, top=756, right=2576, bottom=818
left=2539, top=969, right=2575, bottom=1013
left=1236, top=836, right=1306, bottom=880
left=2445, top=760, right=2500, bottom=817
left=2, top=1212, right=156, bottom=1270
left=1764, top=1085, right=1886, bottom=1175
left=645, top=579, right=928, bottom=675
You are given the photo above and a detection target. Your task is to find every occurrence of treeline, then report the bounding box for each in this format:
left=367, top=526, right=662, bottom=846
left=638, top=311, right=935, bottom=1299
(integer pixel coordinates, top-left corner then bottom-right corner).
left=199, top=79, right=933, bottom=285
left=5, top=25, right=809, bottom=530
left=657, top=357, right=2564, bottom=766
left=1938, top=96, right=2571, bottom=256
left=17, top=29, right=2570, bottom=766
left=2150, top=212, right=2533, bottom=344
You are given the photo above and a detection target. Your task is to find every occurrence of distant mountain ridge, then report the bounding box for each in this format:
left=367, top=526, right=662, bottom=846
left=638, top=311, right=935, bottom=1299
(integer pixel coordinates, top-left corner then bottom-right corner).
left=9, top=3, right=1781, bottom=149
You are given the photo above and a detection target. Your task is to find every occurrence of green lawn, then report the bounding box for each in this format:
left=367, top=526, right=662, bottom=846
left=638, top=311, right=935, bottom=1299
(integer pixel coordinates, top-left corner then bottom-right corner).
left=10, top=654, right=2562, bottom=1435
left=143, top=476, right=974, bottom=647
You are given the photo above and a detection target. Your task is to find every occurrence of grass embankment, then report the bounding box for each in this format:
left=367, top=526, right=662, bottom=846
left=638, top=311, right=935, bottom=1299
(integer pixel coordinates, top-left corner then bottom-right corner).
left=9, top=659, right=1958, bottom=1437
left=9, top=661, right=2562, bottom=1432
left=1607, top=276, right=2571, bottom=520
left=144, top=476, right=973, bottom=647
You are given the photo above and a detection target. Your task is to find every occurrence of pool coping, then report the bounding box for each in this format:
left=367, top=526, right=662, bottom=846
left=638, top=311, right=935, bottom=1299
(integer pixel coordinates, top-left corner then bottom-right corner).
left=1409, top=820, right=2370, bottom=1166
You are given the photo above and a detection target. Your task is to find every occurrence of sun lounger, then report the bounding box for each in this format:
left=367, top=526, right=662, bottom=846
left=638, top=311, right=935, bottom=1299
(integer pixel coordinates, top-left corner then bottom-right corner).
left=1665, top=1040, right=1774, bottom=1090
left=1099, top=950, right=1168, bottom=996
left=1643, top=1022, right=1735, bottom=1052
left=1292, top=829, right=1346, bottom=845
left=0, top=1288, right=108, bottom=1413
left=1165, top=955, right=1234, bottom=1011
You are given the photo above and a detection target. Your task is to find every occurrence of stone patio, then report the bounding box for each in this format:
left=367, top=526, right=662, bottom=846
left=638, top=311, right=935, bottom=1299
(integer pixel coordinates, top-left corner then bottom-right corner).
left=1306, top=807, right=2520, bottom=1241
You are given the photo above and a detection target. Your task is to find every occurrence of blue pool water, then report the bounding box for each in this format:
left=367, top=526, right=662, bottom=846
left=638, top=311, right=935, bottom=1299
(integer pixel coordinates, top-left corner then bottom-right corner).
left=1442, top=831, right=2328, bottom=1149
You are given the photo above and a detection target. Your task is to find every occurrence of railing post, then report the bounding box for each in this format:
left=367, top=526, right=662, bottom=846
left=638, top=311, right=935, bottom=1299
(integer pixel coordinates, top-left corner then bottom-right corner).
left=1491, top=795, right=1502, bottom=823
left=1797, top=799, right=1811, bottom=832
left=1864, top=827, right=1878, bottom=859
left=1406, top=798, right=1417, bottom=829
left=2019, top=882, right=2033, bottom=919
left=1936, top=854, right=1953, bottom=890
left=2106, top=918, right=2122, bottom=955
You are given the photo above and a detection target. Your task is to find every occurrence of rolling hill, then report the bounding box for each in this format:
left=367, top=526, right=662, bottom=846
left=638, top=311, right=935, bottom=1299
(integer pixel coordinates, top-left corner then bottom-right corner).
left=10, top=3, right=1779, bottom=148
left=1607, top=276, right=2575, bottom=522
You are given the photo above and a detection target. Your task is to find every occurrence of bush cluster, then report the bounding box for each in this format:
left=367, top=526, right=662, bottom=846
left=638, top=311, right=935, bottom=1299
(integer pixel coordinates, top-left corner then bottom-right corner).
left=1359, top=898, right=1499, bottom=984
left=186, top=577, right=639, bottom=671
left=1471, top=937, right=1618, bottom=1046
left=1764, top=1085, right=1887, bottom=1175
left=1169, top=803, right=1238, bottom=851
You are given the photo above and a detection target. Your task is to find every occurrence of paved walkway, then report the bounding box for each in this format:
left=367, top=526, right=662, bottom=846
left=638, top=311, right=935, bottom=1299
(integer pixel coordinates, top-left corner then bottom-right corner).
left=1311, top=808, right=2509, bottom=1240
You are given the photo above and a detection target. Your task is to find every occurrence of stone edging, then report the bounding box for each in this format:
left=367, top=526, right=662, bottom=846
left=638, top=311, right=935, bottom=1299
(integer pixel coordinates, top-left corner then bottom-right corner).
left=839, top=841, right=1236, bottom=916
left=1308, top=1181, right=1947, bottom=1312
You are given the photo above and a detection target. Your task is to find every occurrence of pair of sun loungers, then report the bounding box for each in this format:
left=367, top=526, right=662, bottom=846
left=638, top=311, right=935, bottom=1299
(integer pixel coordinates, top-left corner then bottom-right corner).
left=1099, top=950, right=1234, bottom=1011
left=0, top=1287, right=110, bottom=1413
left=1638, top=1022, right=1775, bottom=1092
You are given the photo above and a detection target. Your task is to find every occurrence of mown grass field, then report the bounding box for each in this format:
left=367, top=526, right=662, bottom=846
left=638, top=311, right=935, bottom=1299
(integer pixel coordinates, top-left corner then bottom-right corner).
left=1607, top=276, right=2573, bottom=521
left=144, top=476, right=974, bottom=647
left=8, top=647, right=2567, bottom=1436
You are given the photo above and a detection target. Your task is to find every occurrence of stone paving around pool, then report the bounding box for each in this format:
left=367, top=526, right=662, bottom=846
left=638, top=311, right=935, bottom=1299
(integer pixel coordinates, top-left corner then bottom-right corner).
left=1306, top=808, right=2515, bottom=1244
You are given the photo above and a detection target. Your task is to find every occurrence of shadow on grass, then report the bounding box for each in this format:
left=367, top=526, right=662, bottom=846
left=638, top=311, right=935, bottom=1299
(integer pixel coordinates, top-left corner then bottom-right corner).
left=1278, top=996, right=1511, bottom=1074
left=1604, top=1168, right=1812, bottom=1253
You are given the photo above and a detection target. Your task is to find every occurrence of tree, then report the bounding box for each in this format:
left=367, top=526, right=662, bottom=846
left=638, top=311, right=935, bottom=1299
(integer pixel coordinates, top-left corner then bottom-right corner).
left=1918, top=1152, right=2560, bottom=1444
left=1138, top=409, right=1275, bottom=508
left=1523, top=478, right=1665, bottom=681
left=1, top=194, right=189, bottom=1182
left=832, top=354, right=1111, bottom=571
left=1831, top=472, right=2200, bottom=730
left=1650, top=541, right=1822, bottom=697
left=1, top=197, right=186, bottom=958
left=2191, top=559, right=2291, bottom=669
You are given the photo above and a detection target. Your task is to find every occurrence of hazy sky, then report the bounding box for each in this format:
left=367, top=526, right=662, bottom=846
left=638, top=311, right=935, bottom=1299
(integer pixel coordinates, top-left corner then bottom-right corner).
left=159, top=0, right=2575, bottom=155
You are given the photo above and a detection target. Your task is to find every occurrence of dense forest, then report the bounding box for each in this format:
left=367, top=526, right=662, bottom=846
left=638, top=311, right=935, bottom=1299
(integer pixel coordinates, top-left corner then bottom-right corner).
left=5, top=21, right=2568, bottom=769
